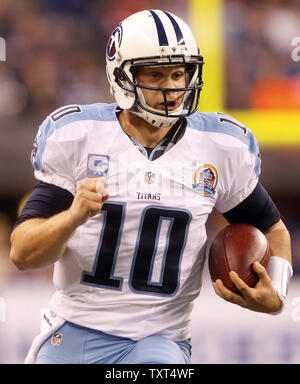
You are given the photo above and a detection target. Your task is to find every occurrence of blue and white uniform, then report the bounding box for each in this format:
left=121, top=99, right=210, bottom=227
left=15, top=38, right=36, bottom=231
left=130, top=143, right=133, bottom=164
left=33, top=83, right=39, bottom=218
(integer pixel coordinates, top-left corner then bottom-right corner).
left=26, top=102, right=260, bottom=363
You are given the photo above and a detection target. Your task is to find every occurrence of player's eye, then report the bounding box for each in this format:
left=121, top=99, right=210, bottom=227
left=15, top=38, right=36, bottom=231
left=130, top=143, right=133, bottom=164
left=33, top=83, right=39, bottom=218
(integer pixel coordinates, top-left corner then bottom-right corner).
left=172, top=71, right=185, bottom=80
left=149, top=72, right=160, bottom=80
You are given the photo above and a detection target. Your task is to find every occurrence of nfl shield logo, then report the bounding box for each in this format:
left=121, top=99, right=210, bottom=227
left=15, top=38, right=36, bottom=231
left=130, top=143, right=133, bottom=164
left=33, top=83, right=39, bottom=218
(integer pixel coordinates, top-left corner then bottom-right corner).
left=51, top=332, right=63, bottom=346
left=144, top=171, right=155, bottom=184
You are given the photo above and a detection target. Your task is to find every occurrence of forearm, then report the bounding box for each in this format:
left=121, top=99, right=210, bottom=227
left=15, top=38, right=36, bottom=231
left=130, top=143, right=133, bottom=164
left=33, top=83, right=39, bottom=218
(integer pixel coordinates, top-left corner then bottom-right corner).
left=10, top=211, right=78, bottom=270
left=10, top=178, right=108, bottom=271
left=263, top=219, right=293, bottom=313
left=264, top=219, right=292, bottom=265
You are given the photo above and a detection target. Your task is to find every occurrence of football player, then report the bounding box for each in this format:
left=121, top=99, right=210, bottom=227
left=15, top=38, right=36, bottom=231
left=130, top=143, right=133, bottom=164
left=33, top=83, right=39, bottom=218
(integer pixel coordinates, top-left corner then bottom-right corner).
left=10, top=10, right=293, bottom=364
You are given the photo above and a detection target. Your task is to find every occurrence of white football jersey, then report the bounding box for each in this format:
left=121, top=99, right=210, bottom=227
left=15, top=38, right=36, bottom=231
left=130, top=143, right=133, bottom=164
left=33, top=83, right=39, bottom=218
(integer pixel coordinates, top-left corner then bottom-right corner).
left=31, top=103, right=260, bottom=341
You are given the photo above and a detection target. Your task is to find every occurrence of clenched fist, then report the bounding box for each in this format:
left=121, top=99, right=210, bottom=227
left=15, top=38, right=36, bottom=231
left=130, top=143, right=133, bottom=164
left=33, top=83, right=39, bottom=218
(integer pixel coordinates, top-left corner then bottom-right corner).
left=68, top=177, right=109, bottom=226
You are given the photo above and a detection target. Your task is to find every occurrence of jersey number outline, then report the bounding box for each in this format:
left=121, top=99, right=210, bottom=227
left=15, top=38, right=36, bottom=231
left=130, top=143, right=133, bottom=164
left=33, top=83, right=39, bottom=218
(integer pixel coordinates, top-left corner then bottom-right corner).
left=50, top=105, right=82, bottom=122
left=217, top=113, right=248, bottom=135
left=81, top=202, right=191, bottom=296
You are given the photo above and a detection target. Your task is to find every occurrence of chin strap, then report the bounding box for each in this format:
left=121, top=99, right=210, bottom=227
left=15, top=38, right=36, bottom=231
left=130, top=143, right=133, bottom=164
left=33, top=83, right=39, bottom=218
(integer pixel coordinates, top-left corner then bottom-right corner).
left=129, top=108, right=179, bottom=128
left=129, top=88, right=182, bottom=128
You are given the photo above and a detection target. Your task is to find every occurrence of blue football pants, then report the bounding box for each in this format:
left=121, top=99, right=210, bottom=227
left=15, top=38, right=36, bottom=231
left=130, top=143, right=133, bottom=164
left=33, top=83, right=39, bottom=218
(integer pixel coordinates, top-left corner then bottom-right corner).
left=35, top=321, right=191, bottom=364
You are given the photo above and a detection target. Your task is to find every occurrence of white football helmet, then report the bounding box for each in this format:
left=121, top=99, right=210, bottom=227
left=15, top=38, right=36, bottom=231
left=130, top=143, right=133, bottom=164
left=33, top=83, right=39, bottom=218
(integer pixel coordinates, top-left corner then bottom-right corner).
left=106, top=9, right=204, bottom=128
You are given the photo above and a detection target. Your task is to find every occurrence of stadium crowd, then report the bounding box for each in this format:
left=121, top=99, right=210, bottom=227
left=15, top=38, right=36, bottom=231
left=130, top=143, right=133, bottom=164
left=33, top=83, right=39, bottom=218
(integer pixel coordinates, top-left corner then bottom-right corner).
left=225, top=0, right=300, bottom=109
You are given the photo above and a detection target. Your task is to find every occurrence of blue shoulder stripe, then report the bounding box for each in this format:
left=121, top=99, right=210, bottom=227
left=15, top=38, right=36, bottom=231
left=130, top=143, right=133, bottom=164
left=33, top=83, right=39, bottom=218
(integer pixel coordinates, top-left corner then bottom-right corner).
left=186, top=112, right=261, bottom=176
left=31, top=103, right=118, bottom=172
left=49, top=102, right=118, bottom=129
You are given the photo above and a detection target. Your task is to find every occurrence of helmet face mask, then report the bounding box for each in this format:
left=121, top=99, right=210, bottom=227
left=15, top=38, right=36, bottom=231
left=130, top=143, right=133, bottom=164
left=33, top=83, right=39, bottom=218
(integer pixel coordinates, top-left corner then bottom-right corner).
left=106, top=10, right=204, bottom=128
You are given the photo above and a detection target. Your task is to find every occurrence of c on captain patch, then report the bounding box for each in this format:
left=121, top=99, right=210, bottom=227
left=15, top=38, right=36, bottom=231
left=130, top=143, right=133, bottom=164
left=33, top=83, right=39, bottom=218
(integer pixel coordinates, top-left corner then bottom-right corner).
left=192, top=164, right=218, bottom=196
left=51, top=332, right=63, bottom=346
left=87, top=154, right=109, bottom=178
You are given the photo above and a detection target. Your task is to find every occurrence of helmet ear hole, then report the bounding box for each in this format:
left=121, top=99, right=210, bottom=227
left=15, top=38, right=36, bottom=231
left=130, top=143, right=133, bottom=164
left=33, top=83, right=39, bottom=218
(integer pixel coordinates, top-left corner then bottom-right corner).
left=113, top=68, right=126, bottom=83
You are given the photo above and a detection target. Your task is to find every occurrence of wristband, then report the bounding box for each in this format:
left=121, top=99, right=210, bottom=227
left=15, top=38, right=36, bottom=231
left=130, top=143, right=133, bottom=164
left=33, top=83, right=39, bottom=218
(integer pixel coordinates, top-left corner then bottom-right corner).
left=267, top=256, right=293, bottom=315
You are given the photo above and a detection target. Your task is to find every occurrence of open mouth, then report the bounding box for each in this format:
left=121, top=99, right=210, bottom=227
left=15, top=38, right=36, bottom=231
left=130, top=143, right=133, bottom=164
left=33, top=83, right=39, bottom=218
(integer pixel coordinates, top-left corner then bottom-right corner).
left=156, top=101, right=177, bottom=111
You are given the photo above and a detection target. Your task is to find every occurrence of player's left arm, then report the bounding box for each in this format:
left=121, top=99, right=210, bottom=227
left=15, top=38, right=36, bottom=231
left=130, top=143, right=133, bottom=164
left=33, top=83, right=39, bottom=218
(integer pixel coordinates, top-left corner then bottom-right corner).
left=214, top=181, right=293, bottom=314
left=264, top=218, right=292, bottom=265
left=213, top=218, right=293, bottom=314
left=213, top=116, right=293, bottom=314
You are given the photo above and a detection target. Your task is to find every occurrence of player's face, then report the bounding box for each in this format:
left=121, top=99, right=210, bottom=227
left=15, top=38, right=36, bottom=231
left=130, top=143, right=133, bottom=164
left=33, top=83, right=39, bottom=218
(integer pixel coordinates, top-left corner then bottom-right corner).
left=135, top=65, right=186, bottom=112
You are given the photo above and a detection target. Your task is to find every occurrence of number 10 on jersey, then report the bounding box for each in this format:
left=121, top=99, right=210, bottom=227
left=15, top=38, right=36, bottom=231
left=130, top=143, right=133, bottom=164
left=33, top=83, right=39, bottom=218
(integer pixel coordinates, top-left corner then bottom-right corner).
left=81, top=202, right=191, bottom=296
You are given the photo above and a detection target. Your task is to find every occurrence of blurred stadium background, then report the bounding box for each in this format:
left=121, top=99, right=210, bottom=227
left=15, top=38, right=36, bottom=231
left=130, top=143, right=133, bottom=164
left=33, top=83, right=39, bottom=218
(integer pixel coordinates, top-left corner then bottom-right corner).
left=0, top=0, right=300, bottom=364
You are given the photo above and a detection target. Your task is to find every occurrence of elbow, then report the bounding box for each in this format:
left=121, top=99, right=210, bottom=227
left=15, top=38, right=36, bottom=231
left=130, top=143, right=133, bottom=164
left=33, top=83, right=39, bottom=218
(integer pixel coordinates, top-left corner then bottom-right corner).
left=10, top=227, right=31, bottom=271
left=10, top=245, right=29, bottom=271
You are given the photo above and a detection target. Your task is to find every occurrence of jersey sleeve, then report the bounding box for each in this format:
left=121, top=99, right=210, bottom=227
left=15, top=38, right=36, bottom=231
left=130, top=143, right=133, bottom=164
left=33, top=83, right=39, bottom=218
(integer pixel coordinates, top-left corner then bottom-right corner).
left=214, top=114, right=261, bottom=214
left=30, top=114, right=77, bottom=195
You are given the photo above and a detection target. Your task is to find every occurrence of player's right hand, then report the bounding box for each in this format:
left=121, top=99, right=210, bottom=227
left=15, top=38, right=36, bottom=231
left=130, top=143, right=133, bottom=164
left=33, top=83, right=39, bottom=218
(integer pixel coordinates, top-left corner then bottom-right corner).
left=68, top=177, right=109, bottom=226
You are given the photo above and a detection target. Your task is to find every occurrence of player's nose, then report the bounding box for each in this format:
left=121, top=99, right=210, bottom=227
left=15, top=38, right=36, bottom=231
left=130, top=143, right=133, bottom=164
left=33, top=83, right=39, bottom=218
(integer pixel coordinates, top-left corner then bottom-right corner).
left=163, top=75, right=177, bottom=90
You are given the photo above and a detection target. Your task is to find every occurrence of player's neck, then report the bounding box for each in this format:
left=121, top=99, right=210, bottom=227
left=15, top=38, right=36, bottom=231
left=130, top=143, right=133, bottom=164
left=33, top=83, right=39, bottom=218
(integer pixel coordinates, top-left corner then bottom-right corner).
left=118, top=109, right=172, bottom=148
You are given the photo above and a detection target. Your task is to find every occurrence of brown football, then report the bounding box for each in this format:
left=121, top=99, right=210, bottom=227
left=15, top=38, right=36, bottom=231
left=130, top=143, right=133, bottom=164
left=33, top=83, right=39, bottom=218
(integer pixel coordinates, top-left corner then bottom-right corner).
left=208, top=223, right=271, bottom=294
